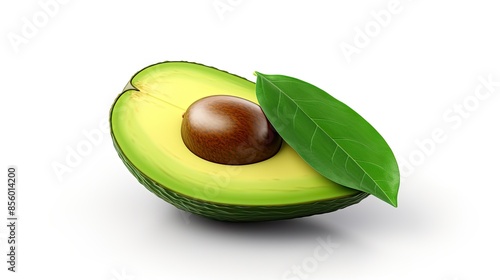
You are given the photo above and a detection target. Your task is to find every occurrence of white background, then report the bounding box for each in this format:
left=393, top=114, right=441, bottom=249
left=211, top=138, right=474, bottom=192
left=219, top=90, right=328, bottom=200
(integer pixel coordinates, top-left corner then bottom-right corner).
left=1, top=0, right=500, bottom=279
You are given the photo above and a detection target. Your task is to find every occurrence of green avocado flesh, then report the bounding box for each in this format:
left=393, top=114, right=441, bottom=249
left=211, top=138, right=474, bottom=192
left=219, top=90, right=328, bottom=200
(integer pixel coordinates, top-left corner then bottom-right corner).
left=110, top=61, right=369, bottom=221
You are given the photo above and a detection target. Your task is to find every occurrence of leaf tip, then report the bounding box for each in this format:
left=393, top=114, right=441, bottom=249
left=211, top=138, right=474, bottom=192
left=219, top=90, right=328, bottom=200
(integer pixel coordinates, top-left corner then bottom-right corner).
left=376, top=191, right=398, bottom=207
left=388, top=197, right=398, bottom=207
left=254, top=71, right=263, bottom=78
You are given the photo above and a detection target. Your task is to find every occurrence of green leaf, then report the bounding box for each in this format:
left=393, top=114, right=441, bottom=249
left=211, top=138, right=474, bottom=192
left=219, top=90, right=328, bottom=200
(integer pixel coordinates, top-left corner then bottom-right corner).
left=255, top=72, right=400, bottom=206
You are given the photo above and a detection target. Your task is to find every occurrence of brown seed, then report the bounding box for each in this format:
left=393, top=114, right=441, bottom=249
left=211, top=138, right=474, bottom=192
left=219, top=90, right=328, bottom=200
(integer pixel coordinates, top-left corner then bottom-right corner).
left=181, top=95, right=282, bottom=165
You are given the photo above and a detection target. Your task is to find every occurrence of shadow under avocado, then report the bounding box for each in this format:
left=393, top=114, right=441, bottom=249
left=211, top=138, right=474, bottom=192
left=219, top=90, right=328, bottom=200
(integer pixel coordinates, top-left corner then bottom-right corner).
left=168, top=208, right=346, bottom=241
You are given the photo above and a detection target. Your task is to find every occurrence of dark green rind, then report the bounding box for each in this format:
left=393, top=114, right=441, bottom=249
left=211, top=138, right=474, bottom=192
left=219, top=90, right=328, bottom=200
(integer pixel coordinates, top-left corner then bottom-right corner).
left=111, top=130, right=369, bottom=222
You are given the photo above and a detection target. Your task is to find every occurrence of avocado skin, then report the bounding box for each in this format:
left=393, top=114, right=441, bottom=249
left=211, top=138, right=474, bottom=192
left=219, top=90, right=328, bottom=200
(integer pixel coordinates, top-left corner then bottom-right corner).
left=110, top=61, right=369, bottom=222
left=112, top=130, right=368, bottom=222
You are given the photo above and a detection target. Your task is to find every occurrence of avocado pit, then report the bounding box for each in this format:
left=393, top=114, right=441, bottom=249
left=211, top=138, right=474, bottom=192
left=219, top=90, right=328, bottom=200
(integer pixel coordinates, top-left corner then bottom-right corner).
left=181, top=95, right=282, bottom=165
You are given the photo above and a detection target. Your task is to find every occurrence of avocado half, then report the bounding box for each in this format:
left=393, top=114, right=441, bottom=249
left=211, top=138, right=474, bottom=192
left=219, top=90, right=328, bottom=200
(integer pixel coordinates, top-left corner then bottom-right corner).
left=110, top=61, right=369, bottom=222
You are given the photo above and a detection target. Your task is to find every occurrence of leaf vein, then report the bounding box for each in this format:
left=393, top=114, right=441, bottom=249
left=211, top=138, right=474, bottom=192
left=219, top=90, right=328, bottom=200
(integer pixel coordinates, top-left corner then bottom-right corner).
left=310, top=127, right=318, bottom=151
left=292, top=106, right=298, bottom=129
